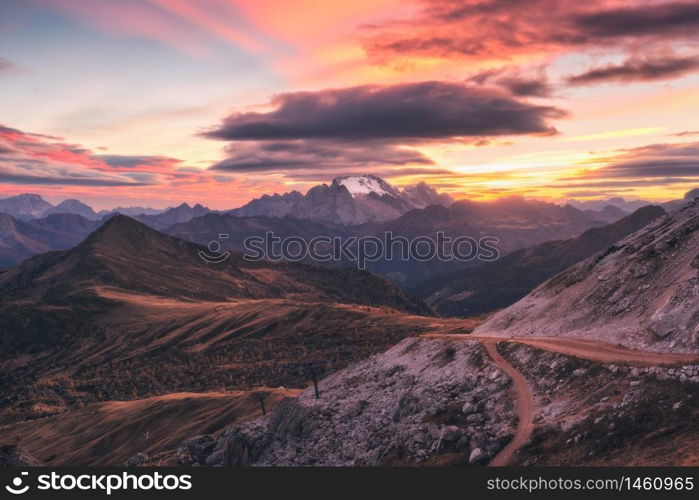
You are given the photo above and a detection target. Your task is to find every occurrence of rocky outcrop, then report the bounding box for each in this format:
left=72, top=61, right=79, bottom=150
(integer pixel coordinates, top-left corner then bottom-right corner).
left=476, top=200, right=699, bottom=353
left=202, top=338, right=517, bottom=466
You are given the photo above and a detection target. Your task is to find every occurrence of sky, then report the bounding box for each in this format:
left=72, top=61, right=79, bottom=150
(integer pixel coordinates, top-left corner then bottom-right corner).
left=1, top=0, right=699, bottom=210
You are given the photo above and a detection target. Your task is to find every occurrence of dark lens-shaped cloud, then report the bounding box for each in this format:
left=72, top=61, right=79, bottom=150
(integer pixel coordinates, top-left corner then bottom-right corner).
left=204, top=81, right=565, bottom=142
left=573, top=1, right=699, bottom=38
left=568, top=55, right=699, bottom=85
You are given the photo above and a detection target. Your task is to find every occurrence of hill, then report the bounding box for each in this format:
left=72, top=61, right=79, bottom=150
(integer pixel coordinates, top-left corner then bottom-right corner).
left=0, top=216, right=432, bottom=423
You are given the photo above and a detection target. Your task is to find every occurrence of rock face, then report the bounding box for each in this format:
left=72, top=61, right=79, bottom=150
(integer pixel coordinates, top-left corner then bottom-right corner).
left=476, top=200, right=699, bottom=353
left=204, top=338, right=516, bottom=466
left=232, top=175, right=454, bottom=225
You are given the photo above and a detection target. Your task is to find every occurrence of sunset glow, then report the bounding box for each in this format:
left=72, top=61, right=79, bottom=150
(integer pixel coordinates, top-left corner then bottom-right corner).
left=2, top=0, right=699, bottom=209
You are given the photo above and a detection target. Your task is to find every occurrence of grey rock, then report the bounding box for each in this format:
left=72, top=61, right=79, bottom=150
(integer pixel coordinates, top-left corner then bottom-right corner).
left=469, top=448, right=487, bottom=465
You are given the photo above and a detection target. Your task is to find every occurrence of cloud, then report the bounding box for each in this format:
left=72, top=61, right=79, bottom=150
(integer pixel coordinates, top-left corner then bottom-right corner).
left=0, top=123, right=189, bottom=187
left=467, top=67, right=553, bottom=97
left=567, top=55, right=699, bottom=85
left=572, top=1, right=699, bottom=39
left=211, top=140, right=434, bottom=172
left=559, top=141, right=699, bottom=190
left=362, top=1, right=699, bottom=66
left=668, top=131, right=699, bottom=137
left=95, top=154, right=184, bottom=173
left=96, top=154, right=177, bottom=167
left=204, top=81, right=565, bottom=142
left=599, top=142, right=699, bottom=179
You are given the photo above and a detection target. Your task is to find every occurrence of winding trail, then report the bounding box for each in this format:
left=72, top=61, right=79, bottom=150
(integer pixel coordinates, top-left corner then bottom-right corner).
left=422, top=334, right=699, bottom=366
left=482, top=341, right=534, bottom=467
left=421, top=333, right=699, bottom=465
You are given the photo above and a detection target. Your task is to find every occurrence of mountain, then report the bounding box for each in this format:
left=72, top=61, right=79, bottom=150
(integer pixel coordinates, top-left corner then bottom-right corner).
left=231, top=175, right=454, bottom=225
left=0, top=215, right=427, bottom=315
left=415, top=205, right=666, bottom=317
left=134, top=203, right=211, bottom=230
left=363, top=196, right=607, bottom=286
left=568, top=188, right=699, bottom=215
left=0, top=193, right=168, bottom=221
left=567, top=196, right=651, bottom=214
left=401, top=181, right=455, bottom=209
left=0, top=193, right=53, bottom=219
left=44, top=199, right=99, bottom=220
left=0, top=214, right=49, bottom=267
left=230, top=191, right=304, bottom=218
left=662, top=187, right=699, bottom=212
left=98, top=206, right=166, bottom=217
left=475, top=200, right=699, bottom=353
left=583, top=204, right=627, bottom=224
left=167, top=212, right=352, bottom=253
left=334, top=174, right=401, bottom=197
left=0, top=216, right=432, bottom=422
left=0, top=213, right=100, bottom=268
left=170, top=196, right=610, bottom=289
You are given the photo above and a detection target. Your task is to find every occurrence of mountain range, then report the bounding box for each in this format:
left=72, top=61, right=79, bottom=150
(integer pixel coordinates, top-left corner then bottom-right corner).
left=0, top=193, right=167, bottom=220
left=185, top=198, right=699, bottom=467
left=231, top=175, right=455, bottom=225
left=0, top=179, right=626, bottom=287
left=1, top=184, right=698, bottom=467
left=170, top=196, right=620, bottom=287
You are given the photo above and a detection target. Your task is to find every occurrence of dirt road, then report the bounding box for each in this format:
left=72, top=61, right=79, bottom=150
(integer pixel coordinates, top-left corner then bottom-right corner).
left=482, top=341, right=534, bottom=466
left=421, top=332, right=699, bottom=465
left=422, top=334, right=699, bottom=366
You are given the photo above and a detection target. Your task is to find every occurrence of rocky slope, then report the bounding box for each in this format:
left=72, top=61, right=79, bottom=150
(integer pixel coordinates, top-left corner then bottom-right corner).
left=1, top=390, right=297, bottom=466
left=475, top=200, right=699, bottom=353
left=161, top=334, right=698, bottom=467
left=204, top=338, right=517, bottom=466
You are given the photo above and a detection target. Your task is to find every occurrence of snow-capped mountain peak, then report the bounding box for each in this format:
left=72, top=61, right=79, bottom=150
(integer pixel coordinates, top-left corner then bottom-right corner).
left=332, top=175, right=400, bottom=198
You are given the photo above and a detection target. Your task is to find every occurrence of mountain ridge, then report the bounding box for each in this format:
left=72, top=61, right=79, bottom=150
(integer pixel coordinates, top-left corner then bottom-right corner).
left=475, top=200, right=699, bottom=353
left=415, top=205, right=666, bottom=317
